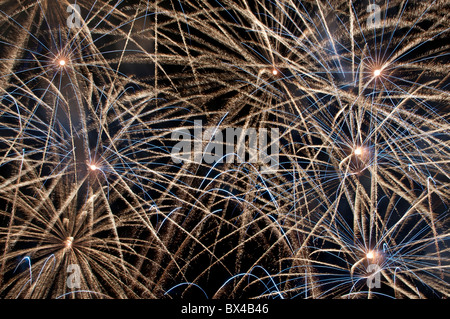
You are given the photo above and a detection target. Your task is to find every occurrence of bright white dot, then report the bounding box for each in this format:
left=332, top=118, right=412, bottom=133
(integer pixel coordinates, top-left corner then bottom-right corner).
left=354, top=147, right=363, bottom=156
left=366, top=251, right=374, bottom=259
left=59, top=59, right=66, bottom=66
left=272, top=69, right=278, bottom=76
left=65, top=236, right=74, bottom=249
left=88, top=164, right=99, bottom=171
left=373, top=69, right=381, bottom=77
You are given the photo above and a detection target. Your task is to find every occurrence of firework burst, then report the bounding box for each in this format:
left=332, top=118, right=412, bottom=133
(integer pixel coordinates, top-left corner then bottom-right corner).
left=0, top=0, right=449, bottom=299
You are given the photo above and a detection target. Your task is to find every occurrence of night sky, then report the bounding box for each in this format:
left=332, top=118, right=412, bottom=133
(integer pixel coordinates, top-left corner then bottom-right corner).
left=0, top=0, right=449, bottom=305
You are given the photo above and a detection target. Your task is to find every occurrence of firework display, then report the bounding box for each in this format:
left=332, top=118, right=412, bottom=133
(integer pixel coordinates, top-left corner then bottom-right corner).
left=0, top=0, right=448, bottom=299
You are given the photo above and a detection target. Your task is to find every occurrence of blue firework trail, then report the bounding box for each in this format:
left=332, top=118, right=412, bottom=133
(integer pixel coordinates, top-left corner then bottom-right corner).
left=0, top=0, right=449, bottom=299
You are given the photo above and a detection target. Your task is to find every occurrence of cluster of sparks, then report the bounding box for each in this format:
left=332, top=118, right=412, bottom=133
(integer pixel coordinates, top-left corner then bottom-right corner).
left=0, top=0, right=449, bottom=299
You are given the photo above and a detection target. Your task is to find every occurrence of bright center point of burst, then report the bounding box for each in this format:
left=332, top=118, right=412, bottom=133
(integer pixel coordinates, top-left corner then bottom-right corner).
left=373, top=69, right=381, bottom=77
left=272, top=69, right=278, bottom=76
left=354, top=147, right=363, bottom=156
left=88, top=164, right=99, bottom=171
left=366, top=251, right=374, bottom=259
left=59, top=59, right=66, bottom=66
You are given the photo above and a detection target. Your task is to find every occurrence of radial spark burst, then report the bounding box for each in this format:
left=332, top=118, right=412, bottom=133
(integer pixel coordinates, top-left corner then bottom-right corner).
left=0, top=0, right=449, bottom=299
